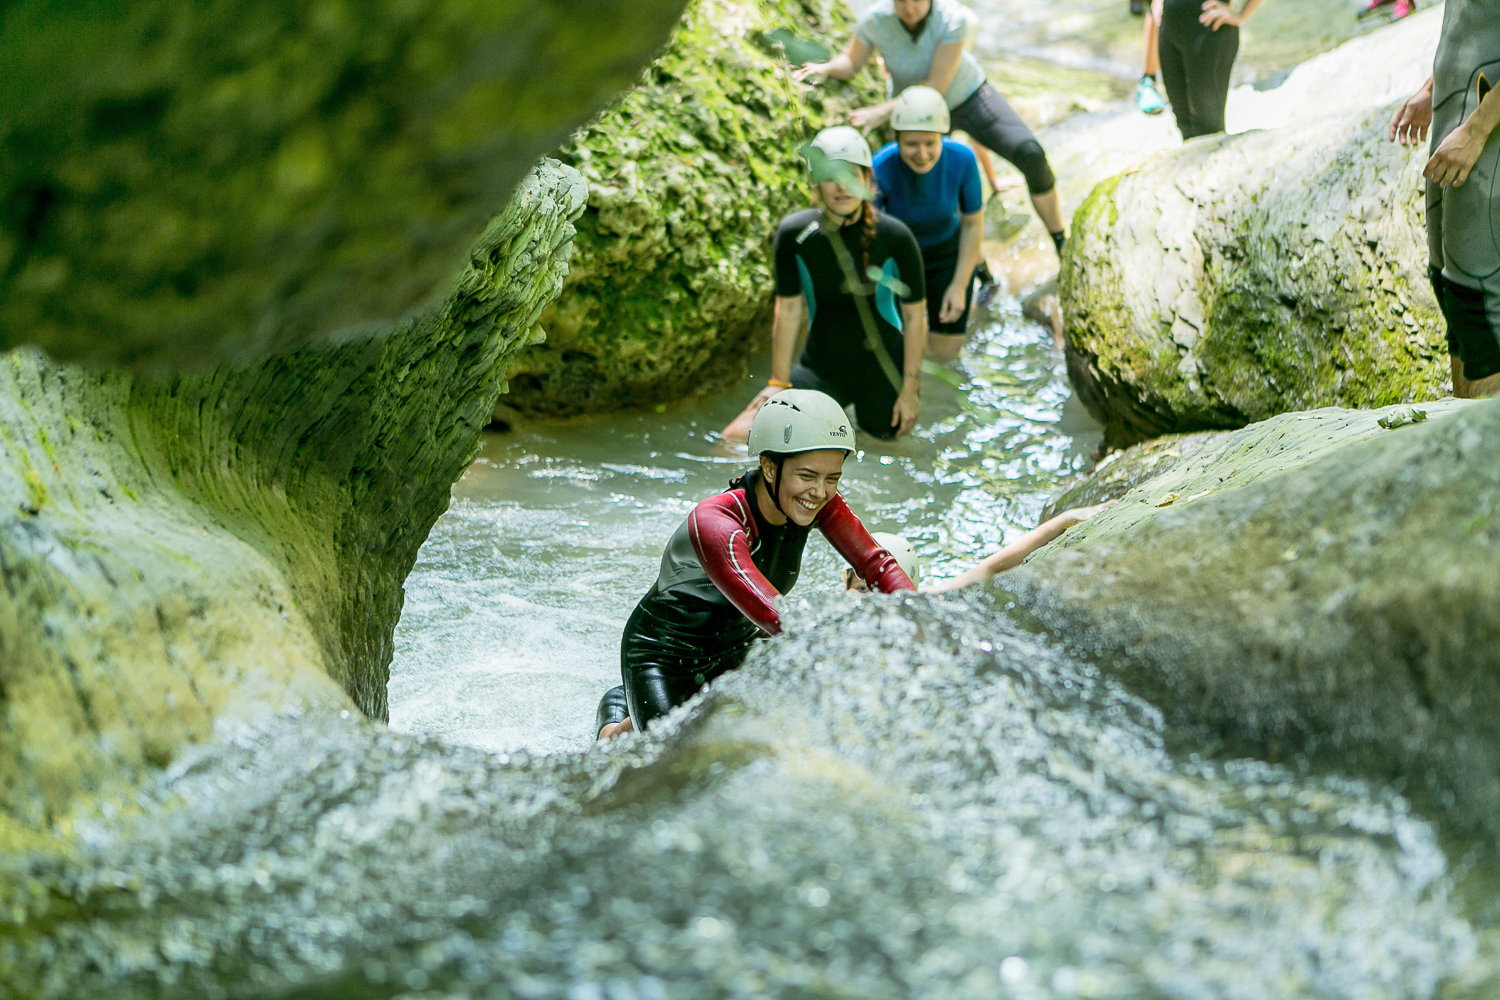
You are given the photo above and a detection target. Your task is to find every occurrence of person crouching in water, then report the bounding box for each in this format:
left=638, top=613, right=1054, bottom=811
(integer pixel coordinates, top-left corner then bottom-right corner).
left=597, top=390, right=917, bottom=740
left=874, top=86, right=986, bottom=361
left=723, top=127, right=928, bottom=444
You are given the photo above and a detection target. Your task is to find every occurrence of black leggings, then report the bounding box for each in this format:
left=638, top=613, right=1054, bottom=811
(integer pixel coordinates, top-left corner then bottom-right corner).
left=1158, top=0, right=1239, bottom=139
left=949, top=82, right=1056, bottom=196
left=1433, top=267, right=1500, bottom=381
left=791, top=363, right=899, bottom=439
left=599, top=602, right=752, bottom=731
left=922, top=231, right=974, bottom=336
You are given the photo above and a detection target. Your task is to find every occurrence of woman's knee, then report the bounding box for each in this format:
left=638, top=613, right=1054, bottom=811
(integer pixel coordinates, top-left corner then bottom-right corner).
left=1013, top=139, right=1056, bottom=195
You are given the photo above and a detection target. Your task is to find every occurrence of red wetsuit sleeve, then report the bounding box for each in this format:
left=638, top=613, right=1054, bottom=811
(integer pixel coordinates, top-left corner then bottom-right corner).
left=817, top=495, right=917, bottom=593
left=687, top=490, right=784, bottom=636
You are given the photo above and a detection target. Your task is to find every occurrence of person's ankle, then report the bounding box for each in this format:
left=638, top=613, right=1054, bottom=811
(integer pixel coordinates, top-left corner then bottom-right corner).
left=1050, top=229, right=1067, bottom=253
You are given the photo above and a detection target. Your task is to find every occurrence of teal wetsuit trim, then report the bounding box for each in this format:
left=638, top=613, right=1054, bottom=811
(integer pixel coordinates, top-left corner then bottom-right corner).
left=876, top=258, right=903, bottom=332
left=797, top=258, right=817, bottom=328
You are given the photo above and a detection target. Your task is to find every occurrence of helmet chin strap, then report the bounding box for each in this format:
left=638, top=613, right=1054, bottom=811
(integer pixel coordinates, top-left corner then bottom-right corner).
left=766, top=456, right=790, bottom=522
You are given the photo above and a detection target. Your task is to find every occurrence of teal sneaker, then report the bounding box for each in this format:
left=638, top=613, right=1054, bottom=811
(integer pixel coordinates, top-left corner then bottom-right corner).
left=1135, top=75, right=1165, bottom=116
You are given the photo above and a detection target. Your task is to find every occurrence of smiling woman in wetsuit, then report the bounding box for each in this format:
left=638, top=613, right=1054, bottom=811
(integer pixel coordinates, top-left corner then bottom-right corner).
left=596, top=390, right=916, bottom=740
left=722, top=126, right=927, bottom=443
left=874, top=86, right=985, bottom=361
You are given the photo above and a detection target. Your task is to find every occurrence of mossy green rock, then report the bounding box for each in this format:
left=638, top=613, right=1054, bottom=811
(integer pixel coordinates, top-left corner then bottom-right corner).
left=0, top=0, right=685, bottom=369
left=1062, top=105, right=1449, bottom=449
left=1007, top=398, right=1500, bottom=834
left=0, top=161, right=586, bottom=843
left=502, top=0, right=883, bottom=416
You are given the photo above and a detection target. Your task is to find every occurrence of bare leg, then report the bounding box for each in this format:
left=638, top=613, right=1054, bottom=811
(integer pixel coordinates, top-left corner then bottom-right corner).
left=1031, top=188, right=1065, bottom=235
left=1143, top=14, right=1160, bottom=76
left=598, top=716, right=635, bottom=741
left=1465, top=369, right=1500, bottom=398
left=927, top=332, right=966, bottom=362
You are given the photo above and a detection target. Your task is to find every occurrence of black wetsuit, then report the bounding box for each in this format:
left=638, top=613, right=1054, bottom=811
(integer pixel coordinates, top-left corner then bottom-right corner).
left=773, top=208, right=926, bottom=439
left=1158, top=0, right=1240, bottom=139
left=595, top=469, right=914, bottom=734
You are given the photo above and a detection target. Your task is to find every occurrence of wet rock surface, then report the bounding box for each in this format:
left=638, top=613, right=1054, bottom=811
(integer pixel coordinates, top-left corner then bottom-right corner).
left=0, top=161, right=585, bottom=843
left=1009, top=399, right=1500, bottom=838
left=0, top=596, right=1475, bottom=997
left=1061, top=16, right=1449, bottom=448
left=0, top=0, right=686, bottom=369
left=502, top=0, right=883, bottom=416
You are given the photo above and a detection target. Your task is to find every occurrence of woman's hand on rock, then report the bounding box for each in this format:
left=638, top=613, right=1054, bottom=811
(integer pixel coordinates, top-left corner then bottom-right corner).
left=891, top=387, right=920, bottom=437
left=792, top=62, right=826, bottom=83
left=1198, top=0, right=1243, bottom=28
left=940, top=280, right=968, bottom=324
left=1425, top=120, right=1488, bottom=188
left=1388, top=80, right=1433, bottom=147
left=848, top=103, right=894, bottom=132
left=1058, top=500, right=1115, bottom=527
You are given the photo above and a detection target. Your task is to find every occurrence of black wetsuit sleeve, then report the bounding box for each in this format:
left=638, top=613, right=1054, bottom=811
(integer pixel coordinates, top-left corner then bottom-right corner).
left=773, top=217, right=803, bottom=298
left=891, top=222, right=926, bottom=303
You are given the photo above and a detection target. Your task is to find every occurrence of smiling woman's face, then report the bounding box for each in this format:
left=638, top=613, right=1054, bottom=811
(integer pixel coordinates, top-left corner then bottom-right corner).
left=763, top=449, right=847, bottom=526
left=897, top=131, right=943, bottom=174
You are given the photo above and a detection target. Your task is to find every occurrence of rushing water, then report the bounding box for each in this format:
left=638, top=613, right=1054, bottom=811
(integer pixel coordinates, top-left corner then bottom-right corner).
left=387, top=296, right=1098, bottom=756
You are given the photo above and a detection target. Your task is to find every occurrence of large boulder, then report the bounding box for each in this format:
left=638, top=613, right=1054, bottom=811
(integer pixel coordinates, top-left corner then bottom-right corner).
left=0, top=0, right=686, bottom=369
left=1006, top=398, right=1500, bottom=836
left=1061, top=14, right=1450, bottom=448
left=501, top=0, right=883, bottom=416
left=0, top=160, right=586, bottom=845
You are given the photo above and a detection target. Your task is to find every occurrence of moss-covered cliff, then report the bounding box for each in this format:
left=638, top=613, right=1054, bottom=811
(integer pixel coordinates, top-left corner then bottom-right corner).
left=0, top=0, right=687, bottom=370
left=0, top=162, right=586, bottom=846
left=1061, top=102, right=1448, bottom=449
left=502, top=0, right=884, bottom=416
left=1009, top=399, right=1500, bottom=834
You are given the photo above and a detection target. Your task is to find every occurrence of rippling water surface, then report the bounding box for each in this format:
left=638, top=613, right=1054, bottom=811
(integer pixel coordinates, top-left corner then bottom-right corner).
left=388, top=295, right=1098, bottom=755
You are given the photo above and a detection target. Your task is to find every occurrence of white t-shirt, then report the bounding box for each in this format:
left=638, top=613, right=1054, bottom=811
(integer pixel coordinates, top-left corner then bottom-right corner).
left=855, top=0, right=986, bottom=108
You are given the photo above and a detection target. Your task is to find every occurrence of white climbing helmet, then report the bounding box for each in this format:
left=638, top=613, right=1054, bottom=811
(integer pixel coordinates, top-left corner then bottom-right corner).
left=748, top=389, right=855, bottom=456
left=891, top=85, right=950, bottom=133
left=871, top=532, right=920, bottom=584
left=806, top=126, right=873, bottom=175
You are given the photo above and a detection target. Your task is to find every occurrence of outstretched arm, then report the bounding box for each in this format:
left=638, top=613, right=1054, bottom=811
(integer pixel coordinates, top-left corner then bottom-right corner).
left=722, top=295, right=804, bottom=441
left=819, top=496, right=916, bottom=593
left=793, top=37, right=873, bottom=82
left=924, top=503, right=1111, bottom=594
left=689, top=495, right=784, bottom=635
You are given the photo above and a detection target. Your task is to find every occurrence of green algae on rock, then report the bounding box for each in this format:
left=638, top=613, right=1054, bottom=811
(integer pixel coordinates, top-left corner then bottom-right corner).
left=1062, top=101, right=1449, bottom=448
left=502, top=0, right=884, bottom=416
left=0, top=0, right=686, bottom=370
left=1006, top=398, right=1500, bottom=835
left=0, top=161, right=586, bottom=843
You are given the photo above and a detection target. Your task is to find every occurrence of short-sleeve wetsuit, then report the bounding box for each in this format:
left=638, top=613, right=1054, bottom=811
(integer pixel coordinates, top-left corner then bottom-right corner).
left=595, top=469, right=915, bottom=732
left=773, top=208, right=925, bottom=438
left=1427, top=0, right=1500, bottom=380
left=874, top=138, right=984, bottom=335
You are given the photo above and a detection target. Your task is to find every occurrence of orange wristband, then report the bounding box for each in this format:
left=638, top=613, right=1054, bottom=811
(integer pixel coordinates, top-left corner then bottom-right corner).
left=767, top=379, right=793, bottom=389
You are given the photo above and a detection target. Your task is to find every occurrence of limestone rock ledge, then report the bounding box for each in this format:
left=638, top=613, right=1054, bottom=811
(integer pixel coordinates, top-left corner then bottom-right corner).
left=502, top=0, right=884, bottom=416
left=1062, top=104, right=1449, bottom=449
left=1007, top=398, right=1500, bottom=834
left=0, top=161, right=586, bottom=843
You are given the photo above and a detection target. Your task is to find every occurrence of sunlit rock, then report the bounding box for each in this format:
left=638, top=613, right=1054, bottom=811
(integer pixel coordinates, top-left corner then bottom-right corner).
left=0, top=160, right=586, bottom=844
left=501, top=0, right=883, bottom=416
left=1010, top=398, right=1500, bottom=834
left=1061, top=13, right=1448, bottom=448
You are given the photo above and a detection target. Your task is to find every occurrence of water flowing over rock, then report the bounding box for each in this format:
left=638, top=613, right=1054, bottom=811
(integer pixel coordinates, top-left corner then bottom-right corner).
left=0, top=0, right=687, bottom=369
left=0, top=596, right=1474, bottom=996
left=501, top=0, right=884, bottom=417
left=0, top=160, right=586, bottom=844
left=1061, top=15, right=1449, bottom=448
left=1009, top=398, right=1500, bottom=836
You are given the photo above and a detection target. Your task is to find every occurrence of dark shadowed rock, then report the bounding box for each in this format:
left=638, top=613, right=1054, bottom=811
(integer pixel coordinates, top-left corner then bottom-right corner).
left=0, top=0, right=686, bottom=370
